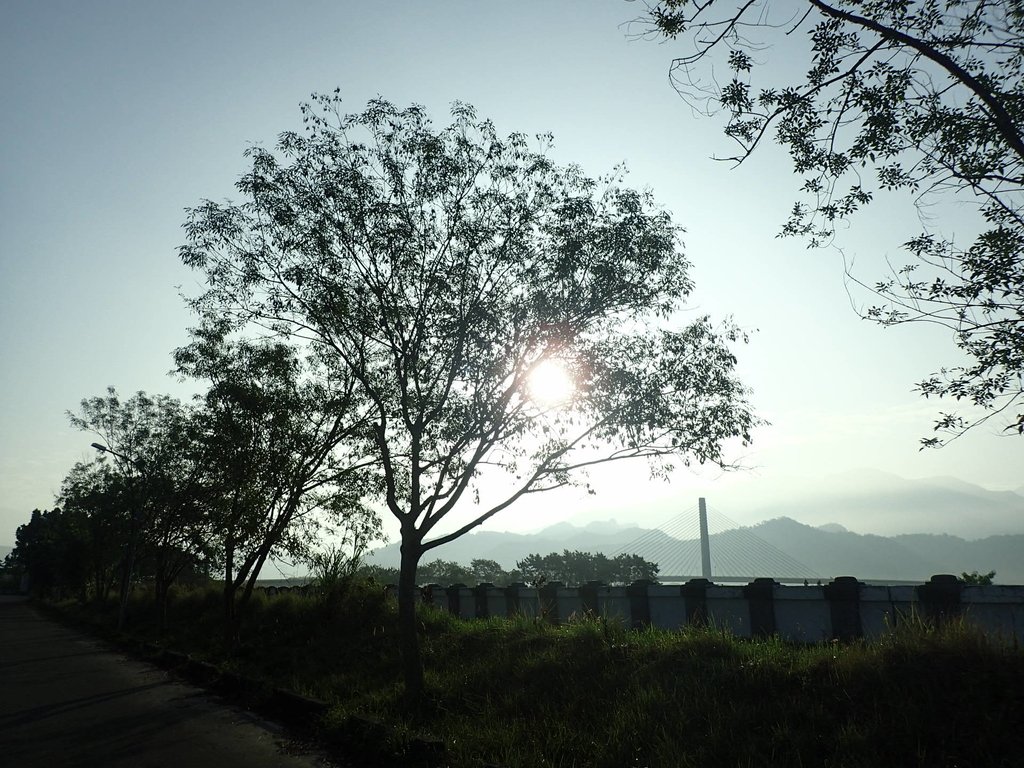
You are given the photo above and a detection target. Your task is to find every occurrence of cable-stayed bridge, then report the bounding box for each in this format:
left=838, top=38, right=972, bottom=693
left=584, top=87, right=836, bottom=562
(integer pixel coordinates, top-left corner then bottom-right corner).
left=611, top=498, right=822, bottom=584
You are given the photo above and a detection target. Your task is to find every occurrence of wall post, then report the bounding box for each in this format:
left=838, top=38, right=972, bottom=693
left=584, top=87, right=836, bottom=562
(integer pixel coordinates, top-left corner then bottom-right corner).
left=823, top=576, right=863, bottom=641
left=743, top=578, right=778, bottom=637
left=627, top=579, right=653, bottom=629
left=421, top=583, right=442, bottom=606
left=446, top=583, right=465, bottom=616
left=917, top=574, right=962, bottom=625
left=680, top=578, right=712, bottom=626
left=580, top=581, right=603, bottom=617
left=474, top=583, right=493, bottom=619
left=539, top=581, right=562, bottom=624
left=504, top=582, right=524, bottom=617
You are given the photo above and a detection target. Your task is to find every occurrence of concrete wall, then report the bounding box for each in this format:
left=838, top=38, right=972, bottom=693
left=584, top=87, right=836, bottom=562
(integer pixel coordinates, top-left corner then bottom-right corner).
left=406, top=575, right=1024, bottom=644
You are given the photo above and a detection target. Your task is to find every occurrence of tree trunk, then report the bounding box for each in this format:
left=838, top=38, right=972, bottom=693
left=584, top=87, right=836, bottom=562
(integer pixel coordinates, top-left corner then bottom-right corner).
left=155, top=560, right=179, bottom=637
left=398, top=537, right=424, bottom=704
left=153, top=546, right=168, bottom=636
left=223, top=545, right=237, bottom=647
left=116, top=536, right=137, bottom=632
left=92, top=569, right=104, bottom=605
left=238, top=543, right=272, bottom=613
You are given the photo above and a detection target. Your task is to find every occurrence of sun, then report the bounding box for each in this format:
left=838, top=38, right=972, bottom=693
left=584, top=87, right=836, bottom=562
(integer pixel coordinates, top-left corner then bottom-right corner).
left=528, top=359, right=575, bottom=407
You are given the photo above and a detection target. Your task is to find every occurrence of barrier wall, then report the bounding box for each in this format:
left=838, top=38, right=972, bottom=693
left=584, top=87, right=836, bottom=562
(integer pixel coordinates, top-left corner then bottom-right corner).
left=404, top=575, right=1024, bottom=644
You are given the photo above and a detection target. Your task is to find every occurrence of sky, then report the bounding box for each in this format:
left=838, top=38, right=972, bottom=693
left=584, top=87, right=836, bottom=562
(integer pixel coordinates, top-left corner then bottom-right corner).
left=2, top=0, right=1022, bottom=553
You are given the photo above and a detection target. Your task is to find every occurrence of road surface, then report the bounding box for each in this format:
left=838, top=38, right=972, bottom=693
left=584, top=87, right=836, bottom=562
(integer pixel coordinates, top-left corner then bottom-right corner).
left=0, top=596, right=336, bottom=767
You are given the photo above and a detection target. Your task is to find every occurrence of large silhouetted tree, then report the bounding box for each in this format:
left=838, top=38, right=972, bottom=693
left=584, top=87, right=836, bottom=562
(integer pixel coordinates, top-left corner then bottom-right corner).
left=639, top=0, right=1024, bottom=444
left=180, top=94, right=756, bottom=699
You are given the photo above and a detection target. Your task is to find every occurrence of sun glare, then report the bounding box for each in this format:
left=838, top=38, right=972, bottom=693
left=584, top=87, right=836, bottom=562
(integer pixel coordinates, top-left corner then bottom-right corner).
left=528, top=359, right=575, bottom=407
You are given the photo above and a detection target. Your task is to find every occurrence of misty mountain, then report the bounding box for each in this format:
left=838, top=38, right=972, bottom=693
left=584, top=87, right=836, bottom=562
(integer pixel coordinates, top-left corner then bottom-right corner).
left=746, top=517, right=1023, bottom=582
left=726, top=470, right=1024, bottom=539
left=366, top=517, right=1024, bottom=584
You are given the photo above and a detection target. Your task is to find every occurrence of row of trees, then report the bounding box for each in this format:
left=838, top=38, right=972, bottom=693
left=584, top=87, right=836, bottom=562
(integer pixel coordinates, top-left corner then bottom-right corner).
left=362, top=549, right=659, bottom=587
left=6, top=363, right=379, bottom=642
left=5, top=506, right=133, bottom=602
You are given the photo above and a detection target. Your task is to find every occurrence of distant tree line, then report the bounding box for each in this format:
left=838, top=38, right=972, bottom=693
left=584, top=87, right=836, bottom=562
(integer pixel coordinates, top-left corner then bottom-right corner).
left=360, top=549, right=658, bottom=587
left=515, top=550, right=658, bottom=586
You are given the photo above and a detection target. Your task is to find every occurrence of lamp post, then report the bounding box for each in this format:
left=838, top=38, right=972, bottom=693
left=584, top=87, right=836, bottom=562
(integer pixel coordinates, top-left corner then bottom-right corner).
left=92, top=441, right=146, bottom=631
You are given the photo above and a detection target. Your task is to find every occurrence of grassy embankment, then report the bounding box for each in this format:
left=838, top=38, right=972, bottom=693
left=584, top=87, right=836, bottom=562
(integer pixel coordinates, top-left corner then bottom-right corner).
left=52, top=580, right=1024, bottom=767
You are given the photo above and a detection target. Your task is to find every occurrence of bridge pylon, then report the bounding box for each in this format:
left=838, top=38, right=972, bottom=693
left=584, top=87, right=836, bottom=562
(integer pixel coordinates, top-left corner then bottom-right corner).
left=698, top=497, right=712, bottom=580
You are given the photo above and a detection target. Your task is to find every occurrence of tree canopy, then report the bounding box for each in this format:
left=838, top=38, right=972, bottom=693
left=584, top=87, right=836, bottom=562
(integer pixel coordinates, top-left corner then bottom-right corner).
left=182, top=94, right=755, bottom=538
left=640, top=0, right=1024, bottom=444
left=180, top=93, right=756, bottom=697
left=68, top=388, right=207, bottom=627
left=174, top=325, right=377, bottom=641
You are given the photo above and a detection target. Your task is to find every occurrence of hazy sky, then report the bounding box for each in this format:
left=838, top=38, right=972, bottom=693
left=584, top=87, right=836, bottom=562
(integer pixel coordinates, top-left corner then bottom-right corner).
left=2, top=0, right=1021, bottom=548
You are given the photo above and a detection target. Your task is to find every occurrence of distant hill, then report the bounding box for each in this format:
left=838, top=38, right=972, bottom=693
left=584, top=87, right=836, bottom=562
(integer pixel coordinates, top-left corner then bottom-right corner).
left=749, top=517, right=1023, bottom=582
left=366, top=517, right=1024, bottom=584
left=721, top=470, right=1024, bottom=539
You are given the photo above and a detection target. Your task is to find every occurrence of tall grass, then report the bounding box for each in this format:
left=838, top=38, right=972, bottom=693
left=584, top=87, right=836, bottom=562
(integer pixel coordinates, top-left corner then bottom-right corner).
left=50, top=583, right=1024, bottom=767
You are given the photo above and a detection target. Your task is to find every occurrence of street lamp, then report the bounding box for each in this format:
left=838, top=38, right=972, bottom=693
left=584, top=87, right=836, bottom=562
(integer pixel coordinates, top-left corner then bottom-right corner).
left=91, top=442, right=137, bottom=466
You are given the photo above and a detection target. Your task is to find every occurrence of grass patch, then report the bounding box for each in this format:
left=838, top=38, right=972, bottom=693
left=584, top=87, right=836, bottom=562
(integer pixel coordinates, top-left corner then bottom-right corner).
left=48, top=583, right=1024, bottom=767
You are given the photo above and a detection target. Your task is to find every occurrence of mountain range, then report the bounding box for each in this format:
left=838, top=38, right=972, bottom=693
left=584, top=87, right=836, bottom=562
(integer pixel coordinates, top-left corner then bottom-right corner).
left=366, top=471, right=1024, bottom=582
left=697, top=469, right=1024, bottom=539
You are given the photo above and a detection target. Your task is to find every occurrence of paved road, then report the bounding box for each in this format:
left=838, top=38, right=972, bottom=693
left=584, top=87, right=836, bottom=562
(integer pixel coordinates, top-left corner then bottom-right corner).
left=0, top=596, right=335, bottom=768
